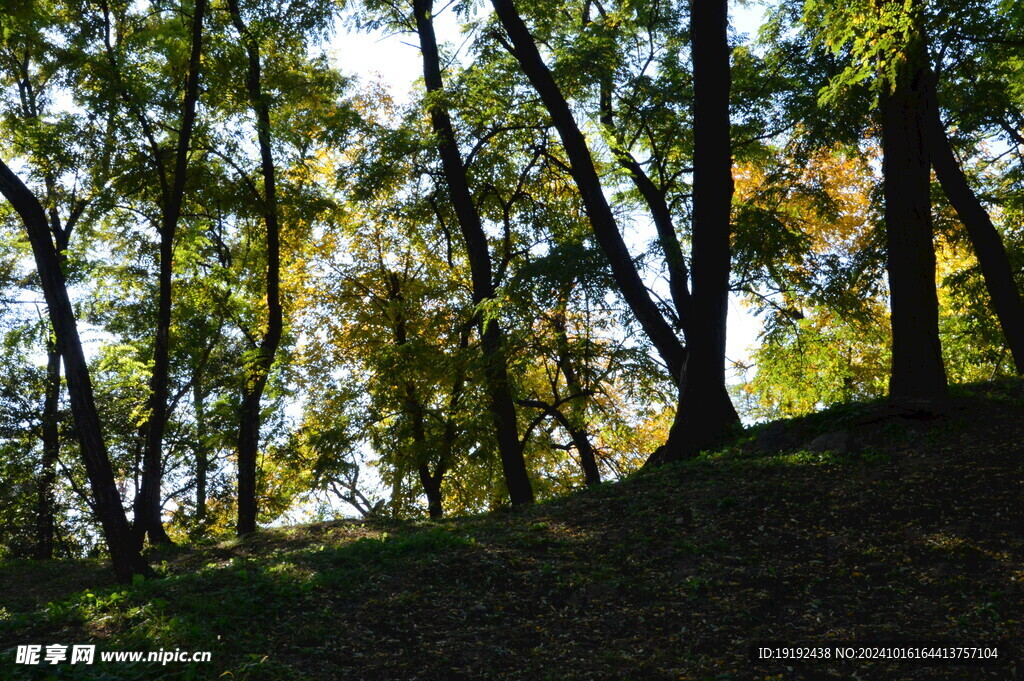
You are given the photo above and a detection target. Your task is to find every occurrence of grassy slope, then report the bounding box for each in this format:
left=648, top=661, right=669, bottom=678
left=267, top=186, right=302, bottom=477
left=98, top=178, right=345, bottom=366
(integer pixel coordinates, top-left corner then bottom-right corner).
left=1, top=382, right=1023, bottom=681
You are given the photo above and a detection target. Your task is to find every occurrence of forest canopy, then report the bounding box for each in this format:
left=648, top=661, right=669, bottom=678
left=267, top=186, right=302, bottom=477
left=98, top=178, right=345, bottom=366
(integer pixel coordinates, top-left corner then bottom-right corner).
left=0, top=0, right=1021, bottom=580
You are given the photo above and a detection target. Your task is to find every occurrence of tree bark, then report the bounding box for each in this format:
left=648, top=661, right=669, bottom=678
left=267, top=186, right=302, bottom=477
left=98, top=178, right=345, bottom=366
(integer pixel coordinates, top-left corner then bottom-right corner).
left=134, top=0, right=208, bottom=548
left=924, top=71, right=1024, bottom=374
left=35, top=340, right=60, bottom=560
left=0, top=159, right=150, bottom=582
left=418, top=464, right=445, bottom=519
left=414, top=0, right=533, bottom=507
left=651, top=0, right=740, bottom=464
left=880, top=24, right=948, bottom=404
left=428, top=323, right=470, bottom=517
left=228, top=0, right=284, bottom=535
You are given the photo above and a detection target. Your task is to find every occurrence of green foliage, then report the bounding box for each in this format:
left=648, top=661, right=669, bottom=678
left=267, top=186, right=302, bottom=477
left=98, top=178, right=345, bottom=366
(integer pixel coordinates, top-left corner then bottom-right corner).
left=738, top=313, right=890, bottom=419
left=803, top=0, right=921, bottom=99
left=1, top=0, right=1022, bottom=555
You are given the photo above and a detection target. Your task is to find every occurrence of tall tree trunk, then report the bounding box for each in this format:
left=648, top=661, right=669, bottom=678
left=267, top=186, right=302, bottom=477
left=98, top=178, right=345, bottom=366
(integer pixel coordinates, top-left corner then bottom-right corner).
left=228, top=0, right=284, bottom=535
left=880, top=23, right=948, bottom=404
left=1, top=159, right=150, bottom=582
left=405, top=382, right=445, bottom=518
left=651, top=0, right=740, bottom=464
left=490, top=0, right=687, bottom=384
left=414, top=0, right=533, bottom=507
left=406, top=387, right=444, bottom=518
left=134, top=0, right=208, bottom=548
left=428, top=323, right=471, bottom=518
left=16, top=34, right=87, bottom=561
left=35, top=339, right=60, bottom=560
left=491, top=0, right=738, bottom=464
left=923, top=73, right=1024, bottom=374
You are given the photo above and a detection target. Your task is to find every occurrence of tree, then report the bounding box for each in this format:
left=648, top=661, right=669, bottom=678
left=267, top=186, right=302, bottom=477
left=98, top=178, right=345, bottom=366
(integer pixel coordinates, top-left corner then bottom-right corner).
left=226, top=0, right=285, bottom=535
left=0, top=160, right=150, bottom=581
left=131, top=0, right=208, bottom=548
left=490, top=0, right=739, bottom=462
left=878, top=6, right=947, bottom=403
left=654, top=0, right=739, bottom=460
left=1, top=1, right=151, bottom=578
left=36, top=336, right=60, bottom=559
left=412, top=0, right=533, bottom=506
left=922, top=65, right=1024, bottom=375
left=56, top=0, right=212, bottom=547
left=490, top=0, right=686, bottom=383
left=803, top=0, right=947, bottom=403
left=780, top=0, right=1024, bottom=399
left=1, top=0, right=93, bottom=558
left=0, top=320, right=60, bottom=559
left=518, top=283, right=602, bottom=486
left=292, top=200, right=490, bottom=518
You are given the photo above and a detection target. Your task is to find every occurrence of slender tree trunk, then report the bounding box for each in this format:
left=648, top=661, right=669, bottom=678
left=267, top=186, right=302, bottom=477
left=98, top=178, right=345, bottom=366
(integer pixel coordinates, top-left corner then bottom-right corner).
left=406, top=377, right=445, bottom=518
left=236, top=390, right=263, bottom=534
left=406, top=379, right=445, bottom=517
left=35, top=339, right=60, bottom=560
left=429, top=323, right=471, bottom=518
left=386, top=271, right=448, bottom=518
left=599, top=83, right=693, bottom=333
left=552, top=300, right=601, bottom=486
left=0, top=159, right=150, bottom=582
left=414, top=0, right=533, bottom=506
left=923, top=74, right=1024, bottom=374
left=567, top=424, right=600, bottom=486
left=134, top=0, right=208, bottom=548
left=193, top=378, right=207, bottom=527
left=880, top=24, right=948, bottom=404
left=490, top=0, right=687, bottom=383
left=228, top=0, right=284, bottom=534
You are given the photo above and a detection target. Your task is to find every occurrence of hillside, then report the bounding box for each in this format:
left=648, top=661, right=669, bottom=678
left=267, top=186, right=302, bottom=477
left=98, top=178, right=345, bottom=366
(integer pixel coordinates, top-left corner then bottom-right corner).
left=2, top=383, right=1023, bottom=680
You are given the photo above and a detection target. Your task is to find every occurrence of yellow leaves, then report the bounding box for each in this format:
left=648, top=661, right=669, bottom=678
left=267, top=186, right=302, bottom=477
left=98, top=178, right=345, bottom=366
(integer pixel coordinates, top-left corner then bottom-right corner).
left=731, top=163, right=766, bottom=203
left=934, top=238, right=977, bottom=295
left=282, top=146, right=342, bottom=190
left=734, top=145, right=878, bottom=259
